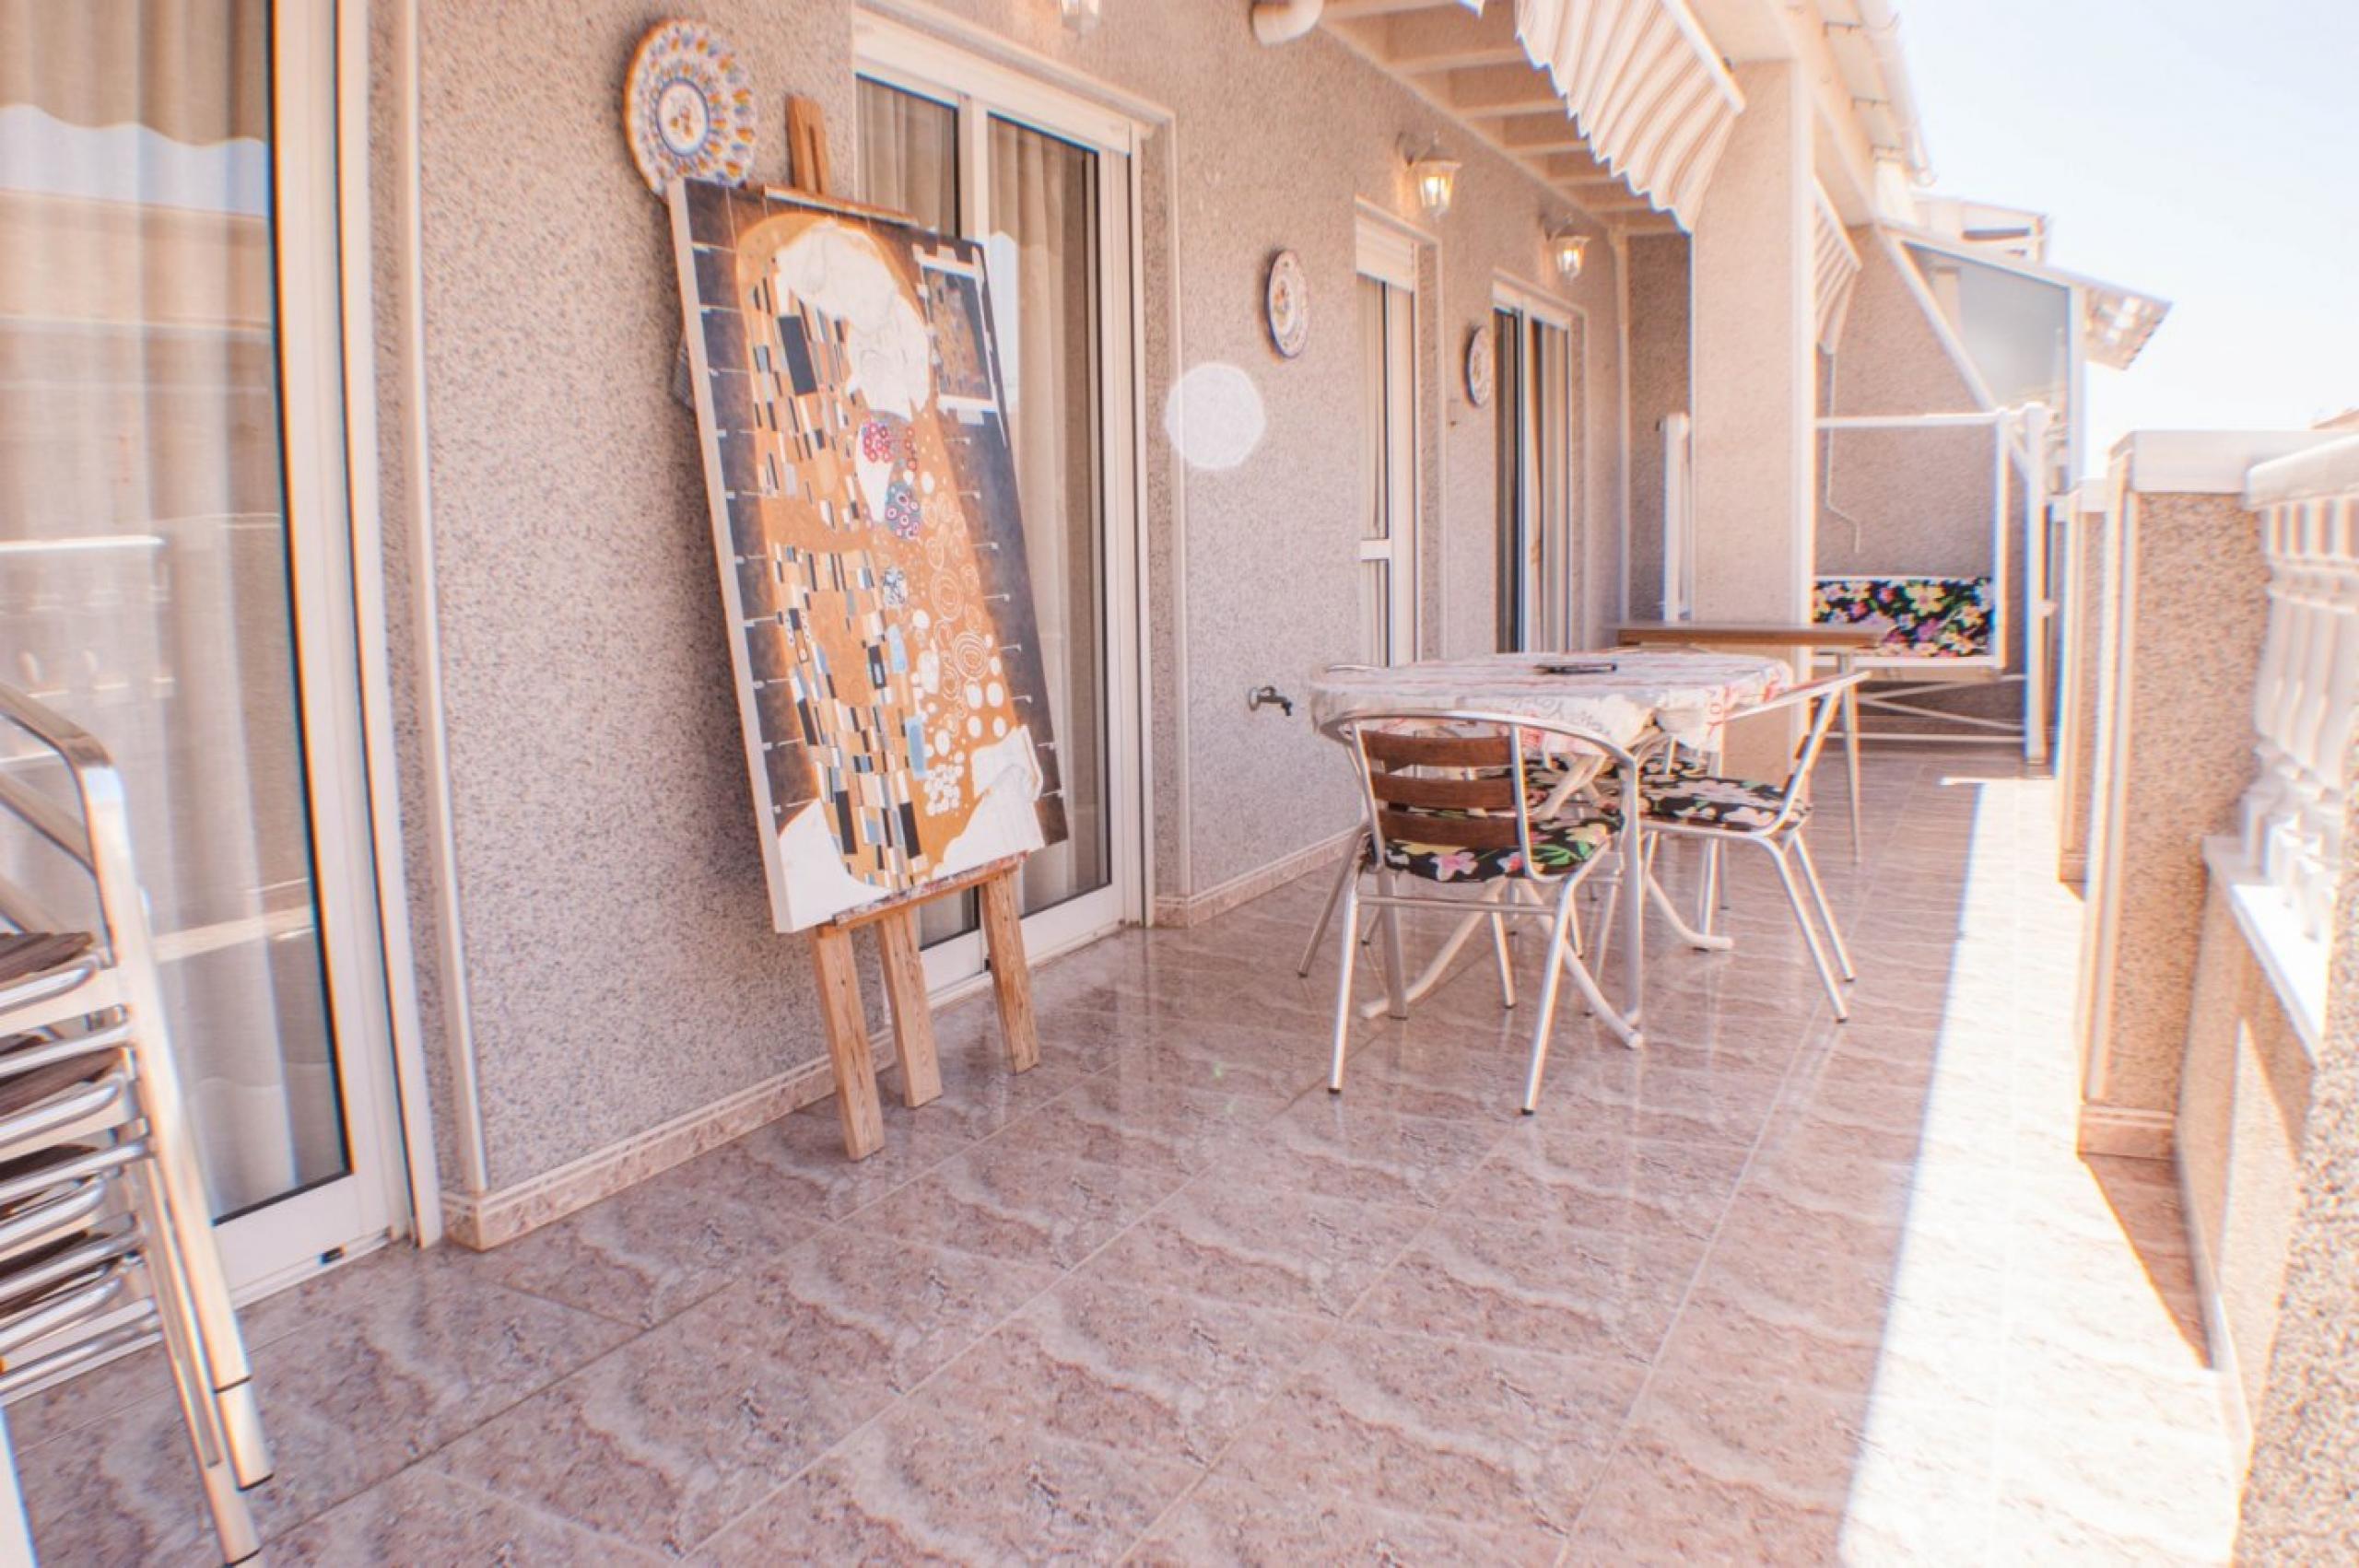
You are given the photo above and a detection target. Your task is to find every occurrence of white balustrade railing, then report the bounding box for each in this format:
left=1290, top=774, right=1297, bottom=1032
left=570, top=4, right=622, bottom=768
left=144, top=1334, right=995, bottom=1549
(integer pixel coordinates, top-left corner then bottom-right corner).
left=2240, top=435, right=2359, bottom=953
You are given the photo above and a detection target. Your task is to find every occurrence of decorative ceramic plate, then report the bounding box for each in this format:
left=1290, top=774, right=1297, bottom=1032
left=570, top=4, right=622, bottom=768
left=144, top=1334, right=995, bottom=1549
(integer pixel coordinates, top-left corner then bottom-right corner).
left=1266, top=250, right=1309, bottom=358
left=624, top=19, right=757, bottom=195
left=1465, top=322, right=1495, bottom=406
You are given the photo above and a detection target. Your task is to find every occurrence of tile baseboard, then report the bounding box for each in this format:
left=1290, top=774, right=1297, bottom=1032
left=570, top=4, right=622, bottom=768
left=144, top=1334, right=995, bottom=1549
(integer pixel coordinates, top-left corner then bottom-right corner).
left=2076, top=1103, right=2176, bottom=1160
left=1151, top=827, right=1357, bottom=929
left=440, top=1055, right=842, bottom=1251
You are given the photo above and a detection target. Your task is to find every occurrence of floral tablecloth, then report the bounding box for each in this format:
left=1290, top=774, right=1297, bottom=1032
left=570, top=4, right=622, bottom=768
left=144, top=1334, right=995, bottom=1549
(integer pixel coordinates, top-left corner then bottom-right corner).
left=1309, top=649, right=1790, bottom=754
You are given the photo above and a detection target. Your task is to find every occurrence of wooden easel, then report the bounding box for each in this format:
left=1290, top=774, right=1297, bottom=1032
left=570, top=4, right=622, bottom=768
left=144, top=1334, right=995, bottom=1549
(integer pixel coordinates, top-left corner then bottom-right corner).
left=811, top=855, right=1040, bottom=1159
left=767, top=99, right=1040, bottom=1159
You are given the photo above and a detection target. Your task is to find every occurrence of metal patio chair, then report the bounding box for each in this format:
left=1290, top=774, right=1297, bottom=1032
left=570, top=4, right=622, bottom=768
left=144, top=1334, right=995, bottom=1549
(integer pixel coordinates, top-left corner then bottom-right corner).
left=0, top=683, right=273, bottom=1564
left=1322, top=709, right=1646, bottom=1113
left=1617, top=671, right=1866, bottom=1020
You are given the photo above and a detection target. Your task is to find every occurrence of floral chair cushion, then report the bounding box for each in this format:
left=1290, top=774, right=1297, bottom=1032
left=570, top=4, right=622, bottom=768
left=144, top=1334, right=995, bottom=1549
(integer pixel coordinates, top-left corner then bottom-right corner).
left=1595, top=760, right=1800, bottom=833
left=1379, top=813, right=1614, bottom=883
left=1813, top=575, right=1994, bottom=659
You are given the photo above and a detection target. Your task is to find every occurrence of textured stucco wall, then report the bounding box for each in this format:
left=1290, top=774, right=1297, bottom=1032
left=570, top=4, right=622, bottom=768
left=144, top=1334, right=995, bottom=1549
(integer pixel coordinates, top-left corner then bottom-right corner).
left=2235, top=733, right=2359, bottom=1562
left=2079, top=488, right=2267, bottom=1147
left=1624, top=232, right=1687, bottom=620
left=2176, top=883, right=2312, bottom=1440
left=1689, top=59, right=1810, bottom=624
left=377, top=0, right=1624, bottom=1196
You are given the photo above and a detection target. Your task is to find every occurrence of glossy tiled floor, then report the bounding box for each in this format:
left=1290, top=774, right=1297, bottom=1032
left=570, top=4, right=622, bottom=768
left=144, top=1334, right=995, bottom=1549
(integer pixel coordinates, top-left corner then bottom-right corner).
left=11, top=753, right=2239, bottom=1564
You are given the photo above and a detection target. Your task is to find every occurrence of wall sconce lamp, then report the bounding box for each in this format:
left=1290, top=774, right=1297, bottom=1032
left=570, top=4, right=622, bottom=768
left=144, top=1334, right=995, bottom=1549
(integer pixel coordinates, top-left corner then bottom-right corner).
left=1402, top=136, right=1461, bottom=218
left=1061, top=0, right=1102, bottom=34
left=1549, top=224, right=1590, bottom=281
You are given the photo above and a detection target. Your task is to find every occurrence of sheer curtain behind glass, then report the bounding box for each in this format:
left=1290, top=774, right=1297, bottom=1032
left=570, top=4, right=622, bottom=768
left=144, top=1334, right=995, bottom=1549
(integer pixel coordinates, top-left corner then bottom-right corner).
left=857, top=82, right=957, bottom=232
left=0, top=0, right=348, bottom=1215
left=988, top=116, right=1104, bottom=918
left=857, top=81, right=1111, bottom=942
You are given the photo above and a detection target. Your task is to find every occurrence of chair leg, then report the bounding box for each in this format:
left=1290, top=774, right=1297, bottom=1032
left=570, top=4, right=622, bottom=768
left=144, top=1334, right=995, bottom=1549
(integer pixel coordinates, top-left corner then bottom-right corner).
left=1790, top=830, right=1856, bottom=982
left=1843, top=683, right=1866, bottom=864
left=1590, top=847, right=1623, bottom=978
left=1377, top=869, right=1411, bottom=1020
left=1766, top=843, right=1848, bottom=1021
left=1490, top=914, right=1517, bottom=1010
left=1521, top=879, right=1583, bottom=1114
left=1695, top=839, right=1722, bottom=937
left=1328, top=878, right=1363, bottom=1093
left=1297, top=836, right=1361, bottom=977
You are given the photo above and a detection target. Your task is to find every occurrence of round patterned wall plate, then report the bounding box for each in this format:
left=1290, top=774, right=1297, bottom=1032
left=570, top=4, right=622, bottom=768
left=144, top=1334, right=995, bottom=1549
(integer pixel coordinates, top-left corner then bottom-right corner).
left=1266, top=250, right=1309, bottom=359
left=1465, top=322, right=1495, bottom=407
left=624, top=18, right=757, bottom=195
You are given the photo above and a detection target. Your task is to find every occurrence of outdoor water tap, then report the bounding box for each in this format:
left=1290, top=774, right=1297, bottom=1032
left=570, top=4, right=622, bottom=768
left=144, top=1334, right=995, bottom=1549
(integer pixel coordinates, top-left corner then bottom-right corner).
left=1247, top=685, right=1295, bottom=718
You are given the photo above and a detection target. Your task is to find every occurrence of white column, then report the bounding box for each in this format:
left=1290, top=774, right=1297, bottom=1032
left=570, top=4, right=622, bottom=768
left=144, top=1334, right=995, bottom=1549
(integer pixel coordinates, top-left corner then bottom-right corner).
left=1688, top=59, right=1814, bottom=624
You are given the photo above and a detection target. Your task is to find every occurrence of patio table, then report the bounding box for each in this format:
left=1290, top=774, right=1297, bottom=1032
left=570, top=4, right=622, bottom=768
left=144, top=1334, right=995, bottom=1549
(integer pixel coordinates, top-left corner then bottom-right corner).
left=1308, top=649, right=1791, bottom=1025
left=1309, top=649, right=1788, bottom=754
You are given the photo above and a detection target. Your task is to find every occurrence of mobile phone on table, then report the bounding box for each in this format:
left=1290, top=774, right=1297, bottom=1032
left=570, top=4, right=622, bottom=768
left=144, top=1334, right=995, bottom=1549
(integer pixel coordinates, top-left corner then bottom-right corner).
left=1539, top=661, right=1616, bottom=675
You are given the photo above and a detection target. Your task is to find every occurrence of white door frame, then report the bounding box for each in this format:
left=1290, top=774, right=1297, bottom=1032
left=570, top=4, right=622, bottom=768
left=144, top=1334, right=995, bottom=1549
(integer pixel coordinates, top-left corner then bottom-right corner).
left=1493, top=279, right=1581, bottom=650
left=1356, top=217, right=1421, bottom=665
left=212, top=0, right=412, bottom=1289
left=852, top=17, right=1149, bottom=989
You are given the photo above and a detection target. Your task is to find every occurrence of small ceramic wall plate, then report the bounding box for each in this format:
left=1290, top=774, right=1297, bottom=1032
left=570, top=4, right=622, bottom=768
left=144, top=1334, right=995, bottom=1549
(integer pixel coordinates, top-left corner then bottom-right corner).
left=625, top=18, right=757, bottom=196
left=1266, top=250, right=1309, bottom=359
left=1465, top=322, right=1495, bottom=406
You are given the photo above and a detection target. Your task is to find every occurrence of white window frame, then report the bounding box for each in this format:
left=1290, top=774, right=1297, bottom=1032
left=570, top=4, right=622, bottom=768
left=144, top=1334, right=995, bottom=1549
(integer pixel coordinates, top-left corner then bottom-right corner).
left=852, top=16, right=1149, bottom=991
left=1356, top=216, right=1421, bottom=665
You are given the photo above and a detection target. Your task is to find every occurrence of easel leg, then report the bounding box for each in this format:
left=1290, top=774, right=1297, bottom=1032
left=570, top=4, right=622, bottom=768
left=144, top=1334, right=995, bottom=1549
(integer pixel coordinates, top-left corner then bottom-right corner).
left=978, top=870, right=1039, bottom=1073
left=877, top=908, right=943, bottom=1108
left=811, top=923, right=886, bottom=1158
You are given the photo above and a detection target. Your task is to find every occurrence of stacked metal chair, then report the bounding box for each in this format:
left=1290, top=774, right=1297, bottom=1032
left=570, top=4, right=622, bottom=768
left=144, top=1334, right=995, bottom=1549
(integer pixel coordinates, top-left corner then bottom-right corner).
left=0, top=682, right=271, bottom=1564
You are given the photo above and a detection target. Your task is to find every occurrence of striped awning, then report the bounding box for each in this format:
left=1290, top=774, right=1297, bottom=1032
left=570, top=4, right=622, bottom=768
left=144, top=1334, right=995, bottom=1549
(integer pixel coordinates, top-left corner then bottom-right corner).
left=1812, top=181, right=1862, bottom=352
left=1510, top=0, right=1745, bottom=231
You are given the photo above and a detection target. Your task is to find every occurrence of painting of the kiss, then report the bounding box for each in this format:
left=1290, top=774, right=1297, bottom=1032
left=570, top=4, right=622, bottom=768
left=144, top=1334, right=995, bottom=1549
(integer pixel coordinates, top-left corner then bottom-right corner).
left=671, top=178, right=1065, bottom=932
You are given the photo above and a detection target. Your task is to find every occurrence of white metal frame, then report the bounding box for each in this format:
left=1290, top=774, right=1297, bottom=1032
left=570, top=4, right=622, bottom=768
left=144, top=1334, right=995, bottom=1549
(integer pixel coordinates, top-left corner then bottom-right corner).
left=851, top=15, right=1151, bottom=988
left=1356, top=216, right=1422, bottom=666
left=1810, top=403, right=2054, bottom=764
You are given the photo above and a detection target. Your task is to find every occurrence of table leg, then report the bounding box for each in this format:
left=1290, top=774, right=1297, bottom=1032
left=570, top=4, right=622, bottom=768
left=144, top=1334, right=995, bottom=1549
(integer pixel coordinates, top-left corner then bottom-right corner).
left=1841, top=660, right=1865, bottom=864
left=1357, top=908, right=1486, bottom=1020
left=1649, top=857, right=1736, bottom=952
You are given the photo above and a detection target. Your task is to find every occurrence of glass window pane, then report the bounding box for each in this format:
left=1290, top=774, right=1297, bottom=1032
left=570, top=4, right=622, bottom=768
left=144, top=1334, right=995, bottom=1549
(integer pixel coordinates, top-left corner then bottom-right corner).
left=0, top=0, right=349, bottom=1217
left=856, top=78, right=959, bottom=233
left=1494, top=310, right=1525, bottom=651
left=988, top=115, right=1106, bottom=921
left=1904, top=241, right=2072, bottom=415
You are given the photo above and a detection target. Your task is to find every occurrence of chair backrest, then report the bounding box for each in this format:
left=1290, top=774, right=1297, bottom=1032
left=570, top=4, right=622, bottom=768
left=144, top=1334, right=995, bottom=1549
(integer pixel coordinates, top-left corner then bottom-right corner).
left=1714, top=672, right=1867, bottom=834
left=1324, top=708, right=1640, bottom=877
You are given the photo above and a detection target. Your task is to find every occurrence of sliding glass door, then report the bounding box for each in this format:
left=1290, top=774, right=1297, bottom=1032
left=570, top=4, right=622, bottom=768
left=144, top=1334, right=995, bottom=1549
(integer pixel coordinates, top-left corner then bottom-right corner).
left=854, top=21, right=1142, bottom=979
left=0, top=0, right=401, bottom=1286
left=1356, top=222, right=1419, bottom=666
left=1494, top=294, right=1579, bottom=652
